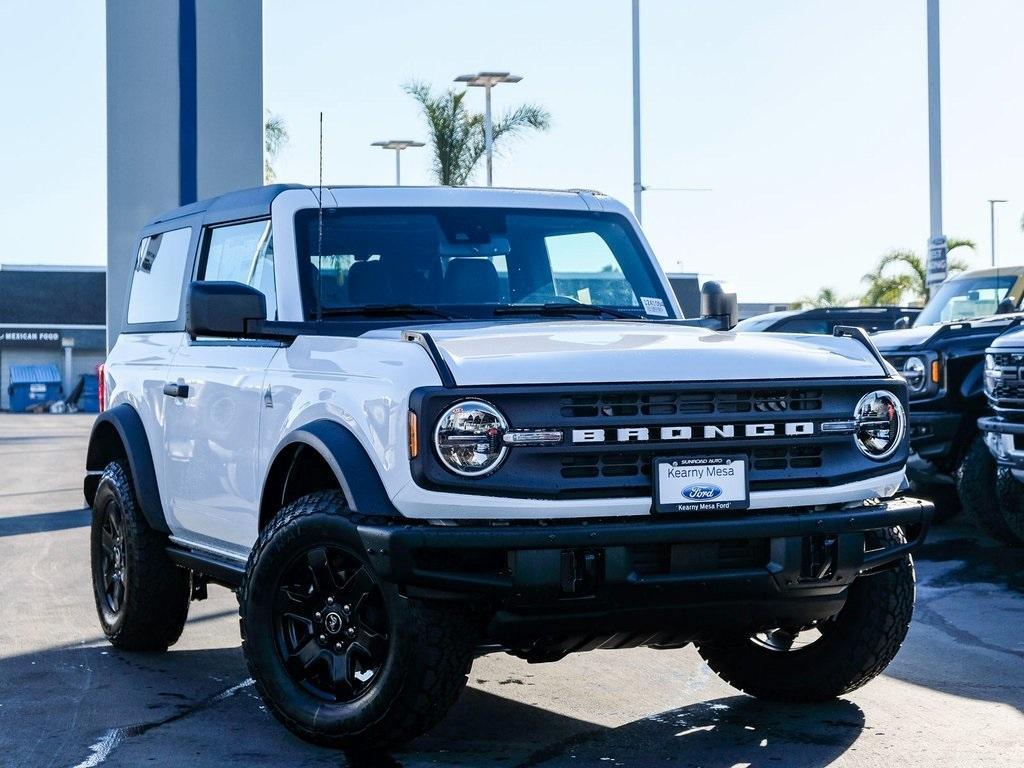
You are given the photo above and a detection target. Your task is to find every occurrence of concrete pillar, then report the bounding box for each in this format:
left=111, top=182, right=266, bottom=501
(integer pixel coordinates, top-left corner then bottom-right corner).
left=105, top=0, right=262, bottom=347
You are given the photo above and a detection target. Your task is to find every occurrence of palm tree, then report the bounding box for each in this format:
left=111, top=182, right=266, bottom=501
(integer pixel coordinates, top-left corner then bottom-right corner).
left=792, top=287, right=854, bottom=309
left=264, top=112, right=289, bottom=183
left=404, top=81, right=550, bottom=186
left=861, top=238, right=975, bottom=306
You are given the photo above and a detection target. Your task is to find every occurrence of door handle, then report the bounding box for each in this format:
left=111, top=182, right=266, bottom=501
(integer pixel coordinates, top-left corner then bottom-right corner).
left=163, top=382, right=190, bottom=399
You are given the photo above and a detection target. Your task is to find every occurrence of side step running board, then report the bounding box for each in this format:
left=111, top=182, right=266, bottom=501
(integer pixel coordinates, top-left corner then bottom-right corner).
left=166, top=545, right=245, bottom=589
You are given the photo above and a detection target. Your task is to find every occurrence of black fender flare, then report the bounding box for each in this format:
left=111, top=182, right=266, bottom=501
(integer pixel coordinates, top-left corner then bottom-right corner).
left=259, top=419, right=400, bottom=523
left=84, top=403, right=170, bottom=533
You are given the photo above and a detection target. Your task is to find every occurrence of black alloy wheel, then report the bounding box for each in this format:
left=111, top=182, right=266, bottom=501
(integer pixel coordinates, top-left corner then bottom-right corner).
left=274, top=544, right=390, bottom=702
left=99, top=498, right=128, bottom=615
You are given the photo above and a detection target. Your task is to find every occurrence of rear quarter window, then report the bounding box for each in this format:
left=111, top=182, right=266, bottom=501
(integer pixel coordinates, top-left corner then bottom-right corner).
left=126, top=227, right=192, bottom=324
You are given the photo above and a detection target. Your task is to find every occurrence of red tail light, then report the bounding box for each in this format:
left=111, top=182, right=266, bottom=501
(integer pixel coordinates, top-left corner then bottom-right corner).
left=97, top=362, right=107, bottom=412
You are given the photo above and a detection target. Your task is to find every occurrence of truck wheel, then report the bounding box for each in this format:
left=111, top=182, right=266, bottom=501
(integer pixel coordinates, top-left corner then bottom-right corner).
left=239, top=491, right=477, bottom=749
left=90, top=462, right=191, bottom=651
left=696, top=528, right=914, bottom=701
left=958, top=437, right=1018, bottom=543
left=994, top=468, right=1024, bottom=546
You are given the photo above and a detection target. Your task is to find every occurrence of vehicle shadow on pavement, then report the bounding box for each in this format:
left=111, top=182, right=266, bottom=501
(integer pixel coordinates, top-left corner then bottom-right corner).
left=4, top=640, right=865, bottom=768
left=401, top=691, right=865, bottom=768
left=0, top=506, right=90, bottom=537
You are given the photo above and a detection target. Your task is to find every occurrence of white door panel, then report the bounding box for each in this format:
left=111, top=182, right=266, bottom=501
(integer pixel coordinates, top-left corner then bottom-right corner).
left=162, top=341, right=280, bottom=554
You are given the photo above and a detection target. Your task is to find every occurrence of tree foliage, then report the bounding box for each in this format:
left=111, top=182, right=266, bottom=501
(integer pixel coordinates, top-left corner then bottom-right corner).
left=791, top=287, right=854, bottom=309
left=264, top=112, right=289, bottom=183
left=404, top=81, right=550, bottom=186
left=860, top=238, right=974, bottom=306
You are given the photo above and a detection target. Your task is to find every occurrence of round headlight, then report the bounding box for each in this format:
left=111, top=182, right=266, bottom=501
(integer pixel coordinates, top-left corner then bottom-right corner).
left=853, top=390, right=906, bottom=460
left=434, top=400, right=509, bottom=476
left=902, top=356, right=927, bottom=392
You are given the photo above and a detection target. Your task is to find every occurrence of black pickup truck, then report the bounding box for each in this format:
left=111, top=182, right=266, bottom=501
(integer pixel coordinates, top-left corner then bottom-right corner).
left=872, top=267, right=1024, bottom=521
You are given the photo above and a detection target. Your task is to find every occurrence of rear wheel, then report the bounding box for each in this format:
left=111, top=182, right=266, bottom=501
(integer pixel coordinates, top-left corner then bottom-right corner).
left=959, top=437, right=1018, bottom=544
left=696, top=528, right=914, bottom=701
left=89, top=462, right=191, bottom=651
left=994, top=468, right=1024, bottom=546
left=239, top=491, right=477, bottom=749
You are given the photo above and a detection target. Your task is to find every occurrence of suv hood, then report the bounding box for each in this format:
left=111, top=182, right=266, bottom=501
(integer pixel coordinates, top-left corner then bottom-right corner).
left=871, top=325, right=937, bottom=352
left=375, top=321, right=888, bottom=386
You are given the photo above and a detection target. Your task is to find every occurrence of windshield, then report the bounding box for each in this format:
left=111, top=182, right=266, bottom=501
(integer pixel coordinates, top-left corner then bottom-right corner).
left=733, top=315, right=785, bottom=332
left=294, top=207, right=674, bottom=320
left=915, top=274, right=1018, bottom=326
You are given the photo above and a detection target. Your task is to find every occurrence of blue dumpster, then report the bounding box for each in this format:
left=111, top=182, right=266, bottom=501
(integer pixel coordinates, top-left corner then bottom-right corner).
left=8, top=364, right=63, bottom=412
left=79, top=373, right=100, bottom=413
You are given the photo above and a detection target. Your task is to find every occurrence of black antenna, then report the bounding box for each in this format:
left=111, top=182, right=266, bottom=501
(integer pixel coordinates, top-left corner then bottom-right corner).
left=317, top=111, right=324, bottom=323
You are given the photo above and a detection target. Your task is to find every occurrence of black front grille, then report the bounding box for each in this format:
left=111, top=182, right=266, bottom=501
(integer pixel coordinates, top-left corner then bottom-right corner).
left=411, top=379, right=906, bottom=500
left=559, top=388, right=824, bottom=419
left=560, top=445, right=824, bottom=485
left=989, top=352, right=1024, bottom=408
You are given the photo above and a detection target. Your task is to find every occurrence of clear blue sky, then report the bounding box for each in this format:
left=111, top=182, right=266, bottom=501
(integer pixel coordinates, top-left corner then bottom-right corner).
left=4, top=1, right=1024, bottom=302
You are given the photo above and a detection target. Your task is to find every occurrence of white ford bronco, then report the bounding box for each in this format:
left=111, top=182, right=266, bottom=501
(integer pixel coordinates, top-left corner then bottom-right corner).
left=86, top=185, right=932, bottom=749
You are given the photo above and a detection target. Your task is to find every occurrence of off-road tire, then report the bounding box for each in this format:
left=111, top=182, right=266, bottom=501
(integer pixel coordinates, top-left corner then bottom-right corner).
left=696, top=527, right=914, bottom=701
left=994, top=468, right=1024, bottom=546
left=239, top=491, right=477, bottom=749
left=90, top=461, right=191, bottom=651
left=959, top=437, right=1018, bottom=544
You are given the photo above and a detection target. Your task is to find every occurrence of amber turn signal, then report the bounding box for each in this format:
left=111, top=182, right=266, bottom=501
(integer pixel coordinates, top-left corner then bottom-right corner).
left=407, top=411, right=419, bottom=458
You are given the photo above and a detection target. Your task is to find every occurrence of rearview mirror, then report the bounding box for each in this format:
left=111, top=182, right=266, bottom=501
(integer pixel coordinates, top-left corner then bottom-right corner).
left=700, top=281, right=739, bottom=330
left=186, top=281, right=267, bottom=338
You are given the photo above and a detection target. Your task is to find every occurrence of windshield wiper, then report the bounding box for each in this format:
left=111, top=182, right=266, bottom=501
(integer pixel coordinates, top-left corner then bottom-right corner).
left=319, top=304, right=459, bottom=320
left=492, top=303, right=639, bottom=320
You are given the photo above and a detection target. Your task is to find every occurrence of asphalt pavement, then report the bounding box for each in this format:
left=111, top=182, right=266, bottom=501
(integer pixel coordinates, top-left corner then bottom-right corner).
left=0, top=413, right=1021, bottom=767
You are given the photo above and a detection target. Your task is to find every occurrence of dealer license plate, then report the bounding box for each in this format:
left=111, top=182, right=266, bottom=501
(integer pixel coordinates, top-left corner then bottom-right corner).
left=653, top=456, right=749, bottom=513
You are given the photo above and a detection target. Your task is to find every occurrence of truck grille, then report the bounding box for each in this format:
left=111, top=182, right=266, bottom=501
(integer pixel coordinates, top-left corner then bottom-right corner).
left=411, top=379, right=906, bottom=501
left=989, top=352, right=1024, bottom=410
left=559, top=388, right=824, bottom=419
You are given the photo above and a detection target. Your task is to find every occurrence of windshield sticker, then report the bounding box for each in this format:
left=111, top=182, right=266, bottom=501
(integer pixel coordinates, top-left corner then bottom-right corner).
left=641, top=297, right=668, bottom=317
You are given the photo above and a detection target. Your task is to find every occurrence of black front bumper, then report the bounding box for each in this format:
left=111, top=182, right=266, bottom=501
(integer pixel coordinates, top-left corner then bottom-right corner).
left=359, top=497, right=932, bottom=639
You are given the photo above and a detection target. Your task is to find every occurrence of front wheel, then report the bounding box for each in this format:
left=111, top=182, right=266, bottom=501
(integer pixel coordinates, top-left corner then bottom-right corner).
left=239, top=491, right=477, bottom=749
left=696, top=528, right=914, bottom=701
left=959, top=437, right=1018, bottom=544
left=994, top=468, right=1024, bottom=546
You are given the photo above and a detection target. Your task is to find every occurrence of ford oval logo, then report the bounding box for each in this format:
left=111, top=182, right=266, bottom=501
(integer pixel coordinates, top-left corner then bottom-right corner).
left=682, top=484, right=723, bottom=501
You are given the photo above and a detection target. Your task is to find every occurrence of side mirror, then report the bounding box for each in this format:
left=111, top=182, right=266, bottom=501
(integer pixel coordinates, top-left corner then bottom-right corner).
left=186, top=281, right=267, bottom=338
left=893, top=316, right=911, bottom=330
left=996, top=297, right=1017, bottom=315
left=700, top=281, right=739, bottom=330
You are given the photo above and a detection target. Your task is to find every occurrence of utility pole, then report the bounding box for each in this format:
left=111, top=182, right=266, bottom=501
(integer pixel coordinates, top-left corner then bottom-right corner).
left=925, top=0, right=947, bottom=293
left=631, top=0, right=643, bottom=222
left=989, top=199, right=1008, bottom=266
left=455, top=72, right=522, bottom=186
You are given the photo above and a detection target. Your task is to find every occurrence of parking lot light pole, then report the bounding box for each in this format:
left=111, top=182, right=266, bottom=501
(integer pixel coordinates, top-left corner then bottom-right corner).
left=454, top=72, right=522, bottom=186
left=371, top=140, right=425, bottom=186
left=988, top=199, right=1008, bottom=266
left=632, top=0, right=642, bottom=223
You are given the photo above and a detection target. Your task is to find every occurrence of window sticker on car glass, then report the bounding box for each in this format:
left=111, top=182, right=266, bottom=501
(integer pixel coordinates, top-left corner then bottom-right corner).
left=576, top=287, right=592, bottom=305
left=641, top=296, right=668, bottom=317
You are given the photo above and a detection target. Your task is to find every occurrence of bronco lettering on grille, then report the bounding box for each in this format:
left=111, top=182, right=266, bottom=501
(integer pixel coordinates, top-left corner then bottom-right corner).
left=571, top=422, right=815, bottom=444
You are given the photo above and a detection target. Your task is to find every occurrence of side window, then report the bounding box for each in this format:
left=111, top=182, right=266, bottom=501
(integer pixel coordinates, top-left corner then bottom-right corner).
left=544, top=232, right=639, bottom=307
left=200, top=220, right=277, bottom=319
left=127, top=227, right=192, bottom=324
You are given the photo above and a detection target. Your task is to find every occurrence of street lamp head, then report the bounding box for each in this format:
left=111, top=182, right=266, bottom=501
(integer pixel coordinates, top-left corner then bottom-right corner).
left=454, top=72, right=523, bottom=87
left=988, top=198, right=1008, bottom=204
left=371, top=140, right=425, bottom=151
